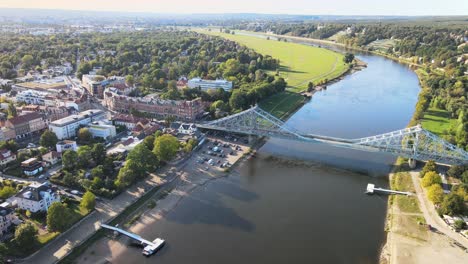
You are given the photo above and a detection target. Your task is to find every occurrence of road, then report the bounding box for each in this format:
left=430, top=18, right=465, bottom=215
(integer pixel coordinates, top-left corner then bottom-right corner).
left=410, top=171, right=468, bottom=249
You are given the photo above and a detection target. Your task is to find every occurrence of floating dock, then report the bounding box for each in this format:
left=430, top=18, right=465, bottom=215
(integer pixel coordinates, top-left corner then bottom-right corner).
left=100, top=223, right=165, bottom=256
left=365, top=183, right=412, bottom=196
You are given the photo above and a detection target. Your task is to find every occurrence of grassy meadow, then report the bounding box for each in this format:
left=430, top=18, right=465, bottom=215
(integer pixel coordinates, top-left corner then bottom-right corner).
left=197, top=29, right=348, bottom=92
left=421, top=108, right=456, bottom=136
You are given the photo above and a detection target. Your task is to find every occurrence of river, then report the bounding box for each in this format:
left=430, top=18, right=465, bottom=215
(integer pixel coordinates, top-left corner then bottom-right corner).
left=94, top=38, right=421, bottom=263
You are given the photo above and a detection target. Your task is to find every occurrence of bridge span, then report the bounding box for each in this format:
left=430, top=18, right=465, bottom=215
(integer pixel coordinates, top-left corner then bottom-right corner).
left=197, top=106, right=468, bottom=166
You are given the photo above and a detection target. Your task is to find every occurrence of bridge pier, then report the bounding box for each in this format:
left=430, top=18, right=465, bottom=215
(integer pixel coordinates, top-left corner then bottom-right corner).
left=408, top=158, right=417, bottom=169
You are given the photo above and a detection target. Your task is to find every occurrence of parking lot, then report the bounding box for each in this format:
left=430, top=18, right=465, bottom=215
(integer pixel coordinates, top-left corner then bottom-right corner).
left=188, top=134, right=250, bottom=174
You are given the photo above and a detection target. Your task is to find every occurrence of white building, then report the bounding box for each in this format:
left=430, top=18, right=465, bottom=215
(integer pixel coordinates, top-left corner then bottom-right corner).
left=12, top=182, right=60, bottom=213
left=0, top=149, right=16, bottom=166
left=48, top=109, right=105, bottom=139
left=187, top=78, right=233, bottom=91
left=15, top=89, right=52, bottom=105
left=56, top=140, right=78, bottom=153
left=88, top=121, right=116, bottom=140
left=178, top=123, right=198, bottom=135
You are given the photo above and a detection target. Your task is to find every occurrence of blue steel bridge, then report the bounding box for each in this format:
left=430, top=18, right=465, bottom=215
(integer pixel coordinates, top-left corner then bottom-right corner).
left=197, top=106, right=468, bottom=166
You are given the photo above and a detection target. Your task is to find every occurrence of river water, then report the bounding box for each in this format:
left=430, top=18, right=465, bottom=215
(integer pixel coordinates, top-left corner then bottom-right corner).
left=103, top=40, right=421, bottom=263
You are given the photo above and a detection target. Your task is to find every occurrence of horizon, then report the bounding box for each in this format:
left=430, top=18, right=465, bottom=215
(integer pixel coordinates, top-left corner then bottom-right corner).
left=0, top=0, right=467, bottom=16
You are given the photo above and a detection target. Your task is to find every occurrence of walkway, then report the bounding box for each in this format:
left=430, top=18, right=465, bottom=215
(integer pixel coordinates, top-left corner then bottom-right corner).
left=410, top=171, right=468, bottom=248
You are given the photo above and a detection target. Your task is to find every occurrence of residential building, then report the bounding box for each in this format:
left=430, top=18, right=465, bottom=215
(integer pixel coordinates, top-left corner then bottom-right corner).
left=0, top=127, right=15, bottom=142
left=5, top=112, right=47, bottom=139
left=0, top=206, right=15, bottom=238
left=21, top=158, right=43, bottom=176
left=0, top=149, right=16, bottom=166
left=48, top=109, right=105, bottom=139
left=187, top=78, right=233, bottom=91
left=104, top=91, right=205, bottom=121
left=42, top=151, right=61, bottom=166
left=88, top=121, right=116, bottom=140
left=56, top=140, right=77, bottom=153
left=15, top=90, right=52, bottom=105
left=82, top=74, right=106, bottom=98
left=12, top=182, right=60, bottom=213
left=20, top=105, right=69, bottom=123
left=112, top=114, right=150, bottom=130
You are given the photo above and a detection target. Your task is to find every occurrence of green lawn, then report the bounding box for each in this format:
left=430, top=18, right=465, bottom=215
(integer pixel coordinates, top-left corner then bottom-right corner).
left=421, top=108, right=456, bottom=136
left=259, top=92, right=307, bottom=119
left=196, top=29, right=348, bottom=92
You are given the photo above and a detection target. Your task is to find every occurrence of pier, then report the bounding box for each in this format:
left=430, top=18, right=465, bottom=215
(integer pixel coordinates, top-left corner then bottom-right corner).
left=100, top=223, right=165, bottom=256
left=365, top=183, right=412, bottom=196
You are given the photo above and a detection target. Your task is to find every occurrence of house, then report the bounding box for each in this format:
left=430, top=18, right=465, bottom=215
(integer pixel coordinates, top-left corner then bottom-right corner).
left=21, top=158, right=43, bottom=176
left=5, top=112, right=47, bottom=139
left=178, top=123, right=197, bottom=135
left=0, top=206, right=15, bottom=238
left=56, top=140, right=77, bottom=153
left=42, top=151, right=61, bottom=166
left=12, top=182, right=60, bottom=213
left=0, top=149, right=16, bottom=166
left=112, top=114, right=150, bottom=130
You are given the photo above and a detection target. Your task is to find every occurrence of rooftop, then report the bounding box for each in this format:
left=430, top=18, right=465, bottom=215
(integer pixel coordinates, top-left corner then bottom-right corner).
left=49, top=109, right=104, bottom=127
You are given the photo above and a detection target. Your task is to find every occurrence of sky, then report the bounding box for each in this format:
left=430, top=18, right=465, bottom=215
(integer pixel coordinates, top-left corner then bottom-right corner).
left=0, top=0, right=467, bottom=16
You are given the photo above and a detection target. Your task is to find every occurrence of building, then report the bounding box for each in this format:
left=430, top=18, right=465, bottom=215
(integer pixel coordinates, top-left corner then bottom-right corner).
left=12, top=182, right=60, bottom=213
left=20, top=105, right=69, bottom=123
left=42, top=151, right=61, bottom=166
left=178, top=123, right=198, bottom=135
left=0, top=149, right=16, bottom=166
left=0, top=206, right=15, bottom=238
left=88, top=121, right=116, bottom=140
left=112, top=114, right=150, bottom=130
left=104, top=91, right=205, bottom=121
left=5, top=112, right=47, bottom=139
left=21, top=158, right=43, bottom=176
left=187, top=78, right=233, bottom=91
left=48, top=109, right=106, bottom=139
left=15, top=90, right=52, bottom=105
left=82, top=74, right=106, bottom=98
left=56, top=140, right=77, bottom=153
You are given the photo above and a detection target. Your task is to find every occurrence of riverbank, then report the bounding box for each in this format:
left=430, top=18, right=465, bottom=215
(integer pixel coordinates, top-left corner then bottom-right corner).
left=70, top=136, right=257, bottom=263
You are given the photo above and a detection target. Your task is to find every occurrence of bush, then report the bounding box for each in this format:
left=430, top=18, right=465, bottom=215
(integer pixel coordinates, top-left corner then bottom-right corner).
left=421, top=171, right=442, bottom=188
left=454, top=219, right=466, bottom=230
left=427, top=184, right=444, bottom=204
left=420, top=160, right=436, bottom=177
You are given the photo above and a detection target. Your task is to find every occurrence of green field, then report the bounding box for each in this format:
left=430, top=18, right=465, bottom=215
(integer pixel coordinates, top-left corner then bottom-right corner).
left=197, top=29, right=348, bottom=92
left=259, top=92, right=307, bottom=119
left=421, top=108, right=456, bottom=136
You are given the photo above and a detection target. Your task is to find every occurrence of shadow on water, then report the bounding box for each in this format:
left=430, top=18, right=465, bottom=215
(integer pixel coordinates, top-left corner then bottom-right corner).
left=164, top=179, right=257, bottom=232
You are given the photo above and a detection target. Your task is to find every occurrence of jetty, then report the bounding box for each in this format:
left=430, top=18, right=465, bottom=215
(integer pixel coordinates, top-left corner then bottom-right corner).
left=365, top=183, right=412, bottom=196
left=100, top=223, right=165, bottom=256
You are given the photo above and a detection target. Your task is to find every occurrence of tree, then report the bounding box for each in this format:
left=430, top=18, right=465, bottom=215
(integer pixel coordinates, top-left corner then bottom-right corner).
left=77, top=128, right=93, bottom=144
left=420, top=160, right=437, bottom=177
left=47, top=202, right=70, bottom=232
left=427, top=184, right=444, bottom=204
left=80, top=191, right=96, bottom=212
left=143, top=135, right=155, bottom=150
left=454, top=219, right=466, bottom=230
left=421, top=171, right=442, bottom=188
left=439, top=193, right=466, bottom=216
left=14, top=222, right=38, bottom=252
left=39, top=130, right=58, bottom=149
left=153, top=134, right=179, bottom=162
left=77, top=146, right=92, bottom=169
left=0, top=186, right=15, bottom=199
left=344, top=53, right=355, bottom=63
left=307, top=82, right=314, bottom=92
left=91, top=143, right=106, bottom=165
left=7, top=102, right=16, bottom=118
left=125, top=75, right=134, bottom=86
left=21, top=54, right=34, bottom=69
left=447, top=165, right=466, bottom=179
left=127, top=143, right=159, bottom=176
left=62, top=150, right=78, bottom=171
